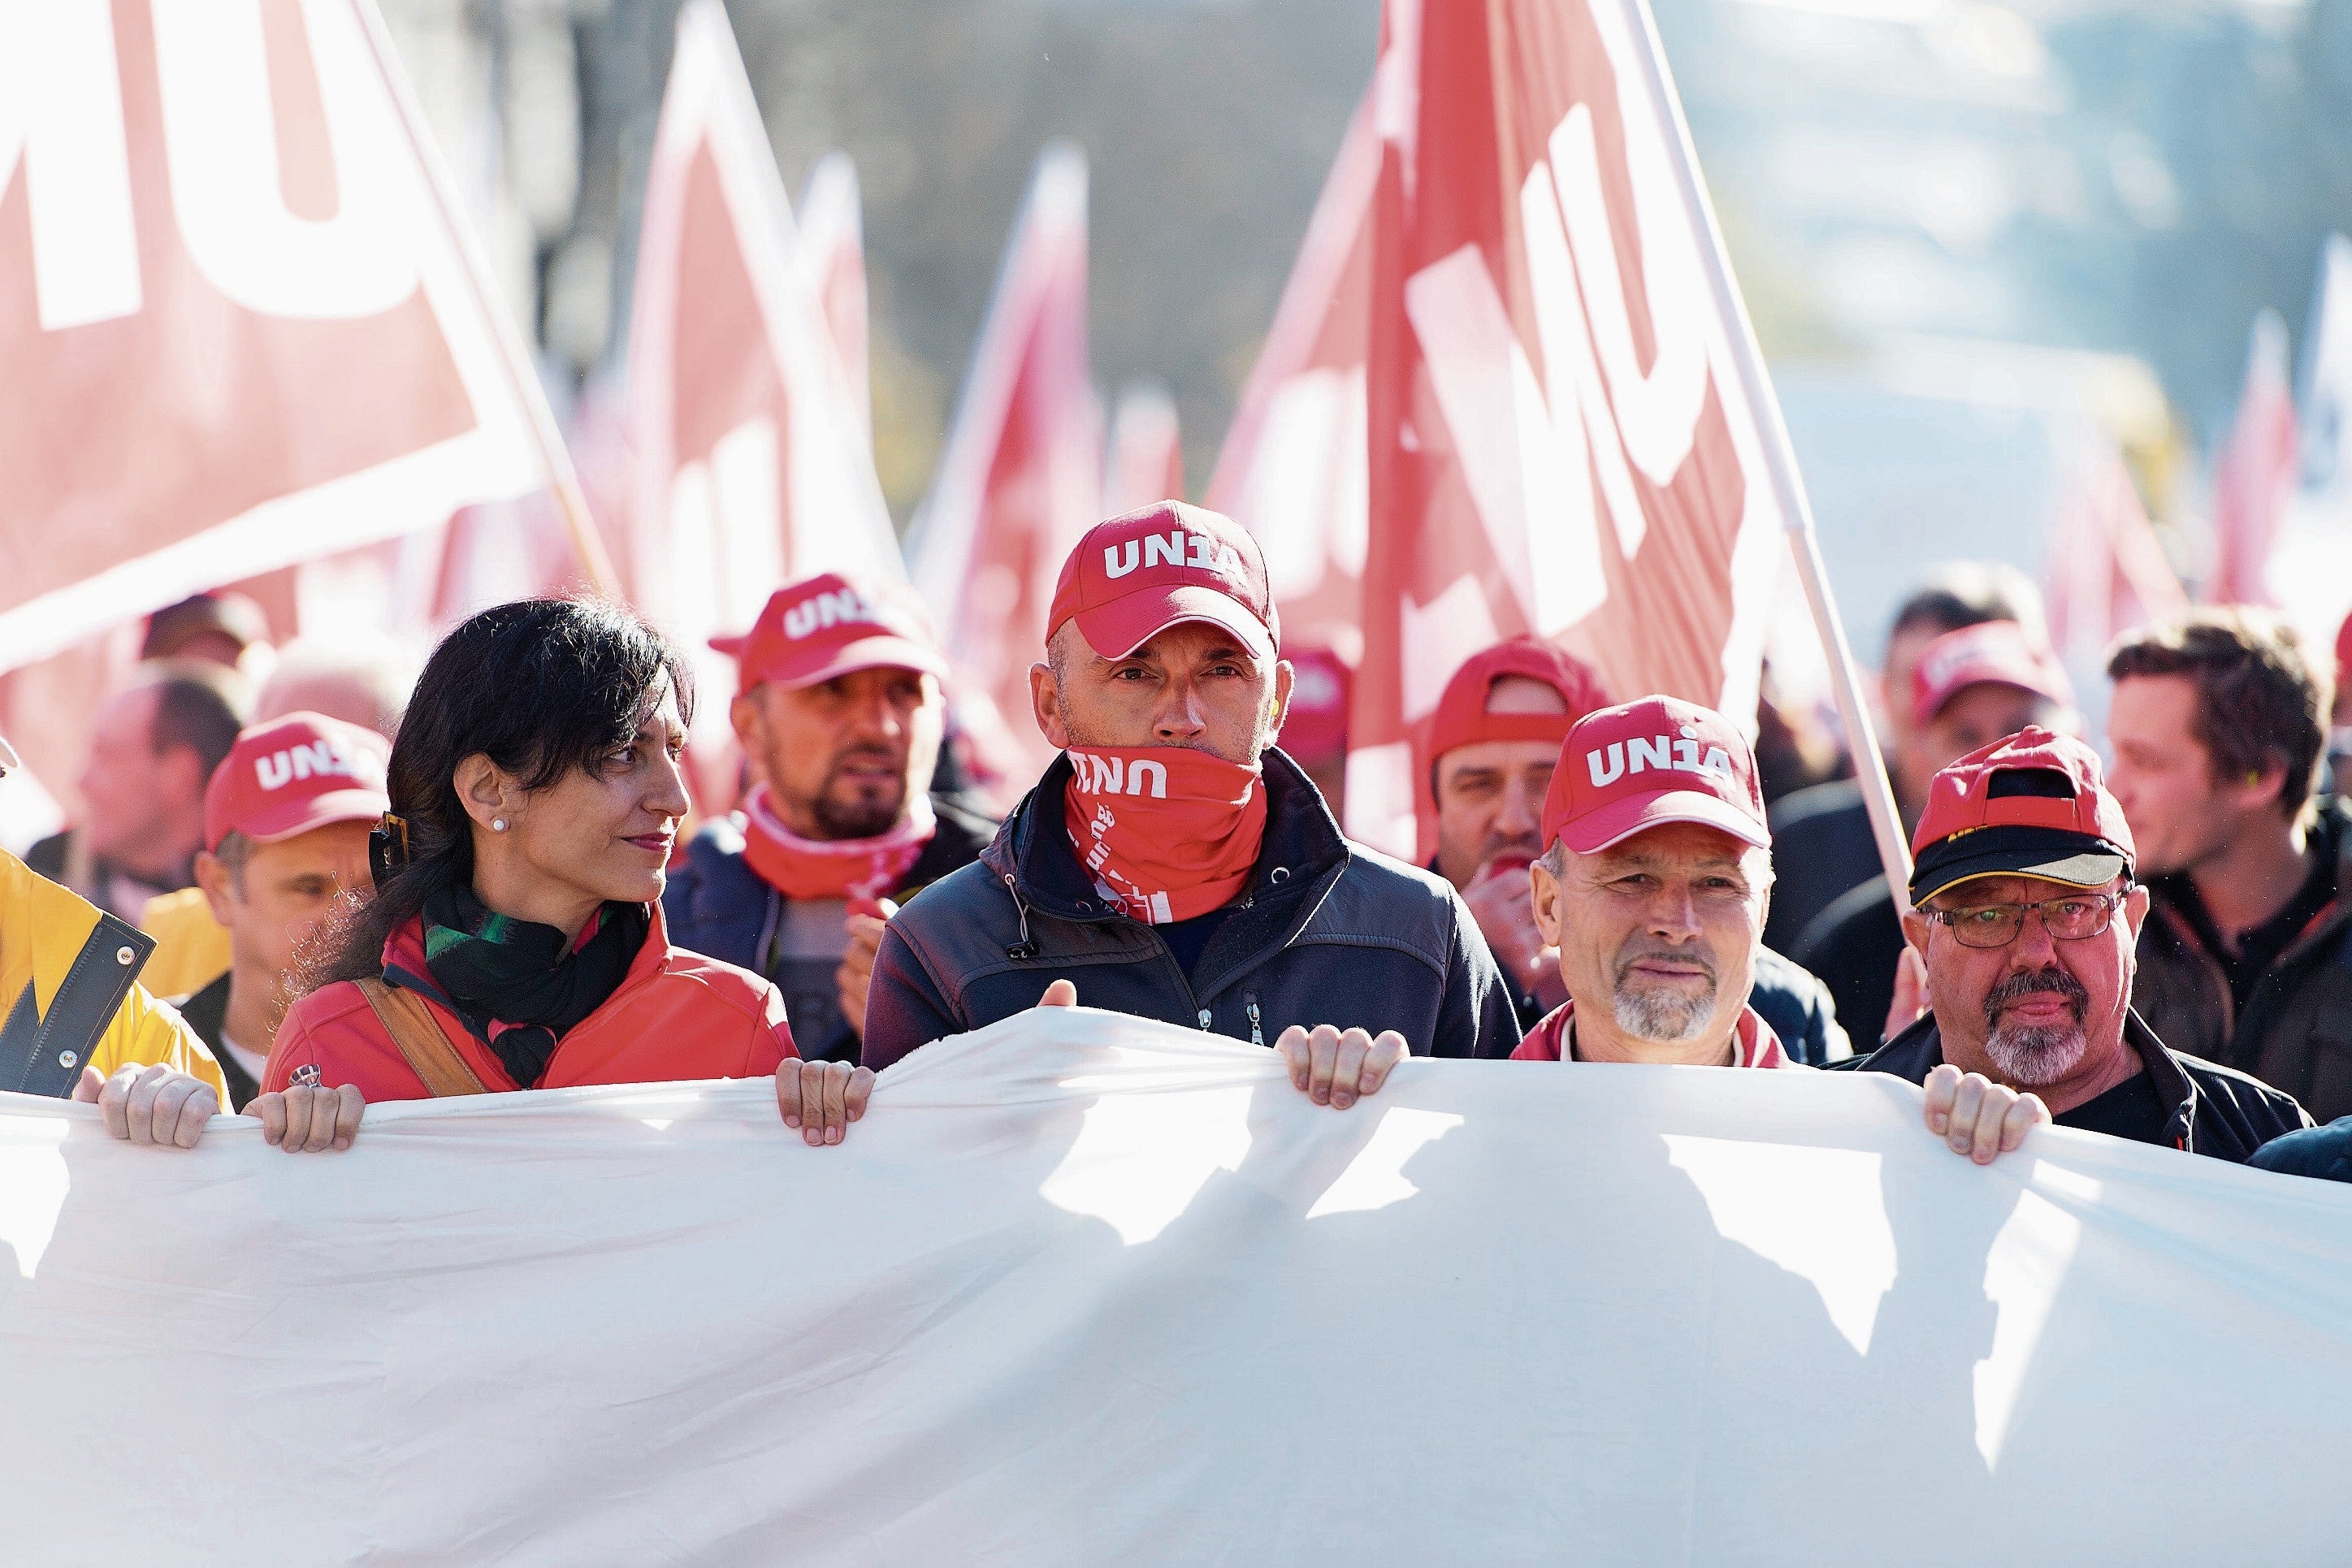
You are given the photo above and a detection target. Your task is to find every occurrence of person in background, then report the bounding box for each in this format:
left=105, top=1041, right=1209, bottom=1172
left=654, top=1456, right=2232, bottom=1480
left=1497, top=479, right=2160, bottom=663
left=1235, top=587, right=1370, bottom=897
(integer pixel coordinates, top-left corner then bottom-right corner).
left=1274, top=646, right=1351, bottom=820
left=26, top=661, right=248, bottom=923
left=0, top=730, right=227, bottom=1141
left=663, top=574, right=999, bottom=1063
left=256, top=636, right=416, bottom=739
left=174, top=713, right=390, bottom=1111
left=141, top=591, right=272, bottom=676
left=1765, top=564, right=2046, bottom=955
left=1839, top=728, right=2308, bottom=1163
left=1426, top=639, right=1849, bottom=1063
left=2104, top=610, right=2352, bottom=1118
left=1796, top=618, right=2073, bottom=1046
left=863, top=501, right=1520, bottom=1098
left=2332, top=607, right=2352, bottom=780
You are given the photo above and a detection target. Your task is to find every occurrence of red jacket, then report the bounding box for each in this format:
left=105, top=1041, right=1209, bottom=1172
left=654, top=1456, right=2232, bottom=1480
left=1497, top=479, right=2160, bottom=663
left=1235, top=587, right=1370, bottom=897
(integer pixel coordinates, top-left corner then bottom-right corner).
left=1512, top=998, right=1795, bottom=1068
left=262, top=905, right=797, bottom=1101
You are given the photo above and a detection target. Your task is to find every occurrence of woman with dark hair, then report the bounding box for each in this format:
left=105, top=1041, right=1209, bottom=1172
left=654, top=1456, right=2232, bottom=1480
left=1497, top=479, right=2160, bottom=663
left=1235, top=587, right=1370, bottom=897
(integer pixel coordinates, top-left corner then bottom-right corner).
left=250, top=599, right=871, bottom=1151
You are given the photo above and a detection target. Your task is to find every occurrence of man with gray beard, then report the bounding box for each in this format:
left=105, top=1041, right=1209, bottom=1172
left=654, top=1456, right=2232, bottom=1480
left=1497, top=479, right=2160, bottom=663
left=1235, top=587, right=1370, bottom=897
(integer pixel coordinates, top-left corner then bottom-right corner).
left=1844, top=727, right=2310, bottom=1163
left=1517, top=698, right=2051, bottom=1163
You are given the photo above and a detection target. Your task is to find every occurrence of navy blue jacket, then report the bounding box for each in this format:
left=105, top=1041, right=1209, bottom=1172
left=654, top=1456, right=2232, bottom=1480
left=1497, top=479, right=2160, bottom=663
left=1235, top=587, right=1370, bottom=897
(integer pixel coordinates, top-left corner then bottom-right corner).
left=662, top=793, right=998, bottom=1063
left=862, top=748, right=1522, bottom=1070
left=2250, top=1118, right=2352, bottom=1181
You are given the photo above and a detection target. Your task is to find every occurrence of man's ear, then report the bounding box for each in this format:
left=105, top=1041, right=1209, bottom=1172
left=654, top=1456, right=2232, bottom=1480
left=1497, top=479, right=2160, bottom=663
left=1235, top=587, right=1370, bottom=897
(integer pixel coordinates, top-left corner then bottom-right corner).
left=193, top=851, right=236, bottom=924
left=2121, top=882, right=2151, bottom=940
left=1899, top=906, right=1933, bottom=960
left=1267, top=657, right=1295, bottom=740
left=1030, top=661, right=1070, bottom=749
left=729, top=686, right=764, bottom=749
left=1530, top=857, right=1564, bottom=947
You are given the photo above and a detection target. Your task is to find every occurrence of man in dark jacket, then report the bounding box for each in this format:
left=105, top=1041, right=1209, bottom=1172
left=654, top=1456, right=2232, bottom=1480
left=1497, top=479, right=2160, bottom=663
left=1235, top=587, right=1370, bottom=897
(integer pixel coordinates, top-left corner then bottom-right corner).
left=2104, top=610, right=2352, bottom=1118
left=1839, top=727, right=2310, bottom=1163
left=864, top=503, right=1519, bottom=1094
left=665, top=574, right=999, bottom=1064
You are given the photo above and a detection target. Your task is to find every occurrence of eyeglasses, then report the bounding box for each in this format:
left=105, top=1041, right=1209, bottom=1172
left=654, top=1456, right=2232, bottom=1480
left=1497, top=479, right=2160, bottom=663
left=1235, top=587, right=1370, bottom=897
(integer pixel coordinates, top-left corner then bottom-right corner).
left=1922, top=889, right=2128, bottom=949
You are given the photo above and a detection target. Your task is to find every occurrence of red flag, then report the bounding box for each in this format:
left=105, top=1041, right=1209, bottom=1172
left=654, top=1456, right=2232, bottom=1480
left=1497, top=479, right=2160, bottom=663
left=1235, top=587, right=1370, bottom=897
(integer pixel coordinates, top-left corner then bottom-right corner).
left=797, top=152, right=871, bottom=457
left=1205, top=85, right=1378, bottom=666
left=908, top=145, right=1100, bottom=791
left=1349, top=0, right=1787, bottom=854
left=1102, top=383, right=1184, bottom=516
left=0, top=0, right=561, bottom=671
left=2046, top=440, right=2186, bottom=668
left=2209, top=310, right=2298, bottom=606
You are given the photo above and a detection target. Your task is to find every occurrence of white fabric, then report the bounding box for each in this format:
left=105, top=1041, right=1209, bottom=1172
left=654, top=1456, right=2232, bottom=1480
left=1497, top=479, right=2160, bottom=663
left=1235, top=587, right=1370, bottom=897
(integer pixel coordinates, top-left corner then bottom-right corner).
left=5, top=1007, right=2352, bottom=1565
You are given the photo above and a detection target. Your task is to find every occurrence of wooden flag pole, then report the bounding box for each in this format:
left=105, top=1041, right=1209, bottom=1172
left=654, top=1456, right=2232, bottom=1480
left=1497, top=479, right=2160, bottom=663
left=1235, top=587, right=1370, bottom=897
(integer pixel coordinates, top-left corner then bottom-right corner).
left=1622, top=0, right=1913, bottom=912
left=349, top=0, right=623, bottom=599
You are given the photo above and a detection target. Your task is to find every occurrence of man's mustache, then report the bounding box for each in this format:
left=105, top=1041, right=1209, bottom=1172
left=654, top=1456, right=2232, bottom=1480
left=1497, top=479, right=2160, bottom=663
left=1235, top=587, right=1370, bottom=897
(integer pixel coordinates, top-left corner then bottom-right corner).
left=1613, top=944, right=1717, bottom=986
left=1982, top=964, right=2088, bottom=1029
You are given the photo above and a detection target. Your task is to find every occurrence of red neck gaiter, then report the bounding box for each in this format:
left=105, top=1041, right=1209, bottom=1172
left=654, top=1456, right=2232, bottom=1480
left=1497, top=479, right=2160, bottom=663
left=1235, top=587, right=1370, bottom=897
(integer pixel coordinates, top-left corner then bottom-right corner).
left=740, top=786, right=934, bottom=902
left=1063, top=746, right=1268, bottom=924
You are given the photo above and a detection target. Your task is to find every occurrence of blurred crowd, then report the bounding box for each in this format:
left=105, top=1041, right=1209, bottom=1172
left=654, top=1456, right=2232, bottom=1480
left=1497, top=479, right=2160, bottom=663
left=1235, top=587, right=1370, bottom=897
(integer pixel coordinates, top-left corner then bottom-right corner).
left=26, top=499, right=2352, bottom=1186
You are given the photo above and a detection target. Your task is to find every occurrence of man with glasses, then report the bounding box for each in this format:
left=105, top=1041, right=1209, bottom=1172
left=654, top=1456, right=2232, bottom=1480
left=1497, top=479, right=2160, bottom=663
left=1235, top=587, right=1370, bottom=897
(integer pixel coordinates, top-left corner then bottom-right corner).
left=1843, top=728, right=2311, bottom=1163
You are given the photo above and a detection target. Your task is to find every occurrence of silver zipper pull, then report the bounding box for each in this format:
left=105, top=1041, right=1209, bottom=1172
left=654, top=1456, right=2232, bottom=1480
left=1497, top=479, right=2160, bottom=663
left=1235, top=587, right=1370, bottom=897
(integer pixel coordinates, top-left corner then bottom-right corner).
left=1245, top=996, right=1264, bottom=1048
left=1197, top=1007, right=1212, bottom=1029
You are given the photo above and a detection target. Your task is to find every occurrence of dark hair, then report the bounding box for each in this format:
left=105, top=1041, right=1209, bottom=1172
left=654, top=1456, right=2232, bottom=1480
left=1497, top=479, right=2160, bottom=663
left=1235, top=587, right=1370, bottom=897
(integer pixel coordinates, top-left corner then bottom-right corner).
left=298, top=599, right=691, bottom=992
left=1887, top=563, right=2047, bottom=650
left=139, top=659, right=249, bottom=780
left=2107, top=609, right=2330, bottom=823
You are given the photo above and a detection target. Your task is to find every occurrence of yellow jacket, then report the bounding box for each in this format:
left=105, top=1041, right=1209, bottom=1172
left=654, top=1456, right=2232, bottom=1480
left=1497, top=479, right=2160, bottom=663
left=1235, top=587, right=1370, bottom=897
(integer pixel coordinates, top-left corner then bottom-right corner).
left=0, top=848, right=226, bottom=1099
left=139, top=886, right=233, bottom=999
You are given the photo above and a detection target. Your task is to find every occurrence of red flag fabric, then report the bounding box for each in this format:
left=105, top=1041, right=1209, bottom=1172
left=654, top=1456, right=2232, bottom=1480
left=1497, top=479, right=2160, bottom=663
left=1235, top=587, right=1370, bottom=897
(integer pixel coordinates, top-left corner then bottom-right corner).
left=626, top=0, right=903, bottom=804
left=1349, top=0, right=1786, bottom=855
left=2045, top=441, right=2186, bottom=670
left=796, top=152, right=872, bottom=457
left=1204, top=86, right=1378, bottom=669
left=0, top=0, right=551, bottom=672
left=1102, top=383, right=1185, bottom=517
left=2209, top=310, right=2298, bottom=607
left=909, top=145, right=1101, bottom=791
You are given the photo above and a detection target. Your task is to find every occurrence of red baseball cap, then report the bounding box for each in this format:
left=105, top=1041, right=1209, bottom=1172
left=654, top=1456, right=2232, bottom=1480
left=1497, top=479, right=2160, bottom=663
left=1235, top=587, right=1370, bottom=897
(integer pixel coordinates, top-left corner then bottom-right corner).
left=1425, top=638, right=1609, bottom=769
left=1046, top=502, right=1279, bottom=661
left=1910, top=620, right=2071, bottom=726
left=1276, top=646, right=1351, bottom=765
left=1908, top=726, right=2135, bottom=906
left=204, top=713, right=390, bottom=853
left=712, top=573, right=948, bottom=691
left=1540, top=697, right=1769, bottom=856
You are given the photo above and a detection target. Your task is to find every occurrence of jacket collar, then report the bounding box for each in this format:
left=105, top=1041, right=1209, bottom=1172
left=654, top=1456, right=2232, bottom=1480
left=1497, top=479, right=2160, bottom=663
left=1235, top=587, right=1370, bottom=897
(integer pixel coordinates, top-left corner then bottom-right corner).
left=1875, top=1006, right=2194, bottom=1150
left=981, top=745, right=1349, bottom=923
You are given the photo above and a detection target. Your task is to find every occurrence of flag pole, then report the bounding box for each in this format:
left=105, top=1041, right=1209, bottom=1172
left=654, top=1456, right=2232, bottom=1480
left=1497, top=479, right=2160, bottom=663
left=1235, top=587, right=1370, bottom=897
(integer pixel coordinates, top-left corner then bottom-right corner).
left=349, top=0, right=622, bottom=599
left=1620, top=0, right=1912, bottom=911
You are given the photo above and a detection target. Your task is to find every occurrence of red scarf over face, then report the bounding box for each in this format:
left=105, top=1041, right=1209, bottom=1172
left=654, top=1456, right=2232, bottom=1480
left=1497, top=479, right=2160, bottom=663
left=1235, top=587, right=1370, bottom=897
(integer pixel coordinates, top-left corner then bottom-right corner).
left=740, top=786, right=934, bottom=902
left=1063, top=746, right=1267, bottom=924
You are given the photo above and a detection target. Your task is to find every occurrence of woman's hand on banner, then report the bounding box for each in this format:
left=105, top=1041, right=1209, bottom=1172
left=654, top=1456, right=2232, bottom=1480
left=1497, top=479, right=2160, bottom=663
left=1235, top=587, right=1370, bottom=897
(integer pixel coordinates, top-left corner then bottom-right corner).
left=252, top=1084, right=366, bottom=1153
left=1278, top=1024, right=1408, bottom=1110
left=777, top=1059, right=874, bottom=1146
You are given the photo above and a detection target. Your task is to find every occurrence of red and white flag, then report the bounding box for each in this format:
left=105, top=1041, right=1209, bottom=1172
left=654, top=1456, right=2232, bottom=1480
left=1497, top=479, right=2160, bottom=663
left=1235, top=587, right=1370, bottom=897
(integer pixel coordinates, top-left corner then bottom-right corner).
left=908, top=145, right=1101, bottom=790
left=1347, top=0, right=1787, bottom=854
left=1102, top=383, right=1184, bottom=516
left=2045, top=440, right=2186, bottom=674
left=797, top=151, right=871, bottom=457
left=1204, top=84, right=1378, bottom=666
left=626, top=0, right=899, bottom=627
left=0, top=0, right=562, bottom=672
left=2208, top=310, right=2297, bottom=607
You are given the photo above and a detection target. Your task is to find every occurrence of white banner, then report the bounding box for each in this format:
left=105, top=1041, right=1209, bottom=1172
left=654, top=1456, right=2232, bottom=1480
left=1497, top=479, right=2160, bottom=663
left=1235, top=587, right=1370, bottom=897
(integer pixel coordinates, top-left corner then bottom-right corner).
left=5, top=1009, right=2352, bottom=1565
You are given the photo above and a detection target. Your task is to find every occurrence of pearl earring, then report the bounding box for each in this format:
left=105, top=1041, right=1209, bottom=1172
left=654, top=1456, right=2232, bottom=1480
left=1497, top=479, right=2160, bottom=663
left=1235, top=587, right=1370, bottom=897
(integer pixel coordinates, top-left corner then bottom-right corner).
left=492, top=818, right=508, bottom=833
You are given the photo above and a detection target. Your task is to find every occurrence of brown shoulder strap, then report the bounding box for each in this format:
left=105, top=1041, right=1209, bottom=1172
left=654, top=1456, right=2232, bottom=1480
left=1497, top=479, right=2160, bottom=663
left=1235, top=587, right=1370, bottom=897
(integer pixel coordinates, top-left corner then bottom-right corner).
left=354, top=978, right=489, bottom=1098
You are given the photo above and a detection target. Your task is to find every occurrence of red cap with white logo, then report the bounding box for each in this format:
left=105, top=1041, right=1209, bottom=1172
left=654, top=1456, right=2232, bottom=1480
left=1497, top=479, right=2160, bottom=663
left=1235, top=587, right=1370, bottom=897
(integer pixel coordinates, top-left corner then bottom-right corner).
left=1046, top=502, right=1279, bottom=661
left=204, top=713, right=391, bottom=853
left=712, top=573, right=949, bottom=691
left=1909, top=619, right=2072, bottom=726
left=1539, top=696, right=1769, bottom=856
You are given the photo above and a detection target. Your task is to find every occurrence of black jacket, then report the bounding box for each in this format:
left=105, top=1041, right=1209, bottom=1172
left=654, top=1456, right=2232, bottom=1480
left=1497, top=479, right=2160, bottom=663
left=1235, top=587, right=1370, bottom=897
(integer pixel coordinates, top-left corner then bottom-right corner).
left=1761, top=778, right=1884, bottom=957
left=1793, top=873, right=1906, bottom=1054
left=661, top=792, right=998, bottom=1064
left=1836, top=1007, right=2311, bottom=1163
left=2130, top=797, right=2352, bottom=1120
left=2249, top=1117, right=2352, bottom=1181
left=862, top=748, right=1521, bottom=1070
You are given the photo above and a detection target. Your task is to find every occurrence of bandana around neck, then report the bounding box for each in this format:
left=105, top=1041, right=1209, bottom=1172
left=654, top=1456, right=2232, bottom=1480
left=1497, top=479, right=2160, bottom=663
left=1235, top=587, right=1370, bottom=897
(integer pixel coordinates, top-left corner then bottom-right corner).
left=414, top=886, right=649, bottom=1089
left=1063, top=746, right=1268, bottom=925
left=740, top=785, right=936, bottom=903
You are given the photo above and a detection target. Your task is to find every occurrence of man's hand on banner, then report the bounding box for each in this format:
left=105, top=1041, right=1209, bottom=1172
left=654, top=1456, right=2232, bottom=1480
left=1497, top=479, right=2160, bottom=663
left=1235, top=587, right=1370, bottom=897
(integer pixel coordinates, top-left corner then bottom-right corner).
left=1922, top=1063, right=2049, bottom=1165
left=1278, top=1025, right=1409, bottom=1110
left=777, top=1059, right=875, bottom=1146
left=253, top=1085, right=367, bottom=1153
left=76, top=1063, right=219, bottom=1149
left=1037, top=979, right=1079, bottom=1008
